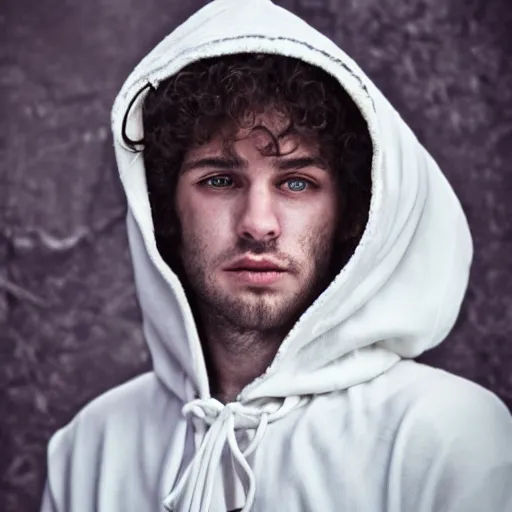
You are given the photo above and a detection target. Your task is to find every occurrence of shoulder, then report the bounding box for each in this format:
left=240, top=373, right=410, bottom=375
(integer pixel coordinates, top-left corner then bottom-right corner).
left=73, top=371, right=173, bottom=426
left=370, top=359, right=508, bottom=412
left=375, top=361, right=512, bottom=475
left=373, top=360, right=512, bottom=437
left=390, top=361, right=512, bottom=436
left=43, top=375, right=188, bottom=510
left=48, top=372, right=182, bottom=457
left=367, top=361, right=512, bottom=510
left=372, top=361, right=512, bottom=512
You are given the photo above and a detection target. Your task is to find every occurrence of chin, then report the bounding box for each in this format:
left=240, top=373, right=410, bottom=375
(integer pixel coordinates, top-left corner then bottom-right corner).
left=225, top=294, right=300, bottom=330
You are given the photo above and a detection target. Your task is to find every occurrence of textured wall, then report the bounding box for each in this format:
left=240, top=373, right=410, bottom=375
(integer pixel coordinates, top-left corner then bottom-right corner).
left=2, top=0, right=511, bottom=510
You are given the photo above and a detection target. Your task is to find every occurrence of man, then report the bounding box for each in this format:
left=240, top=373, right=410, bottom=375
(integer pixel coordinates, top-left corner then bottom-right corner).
left=41, top=0, right=512, bottom=511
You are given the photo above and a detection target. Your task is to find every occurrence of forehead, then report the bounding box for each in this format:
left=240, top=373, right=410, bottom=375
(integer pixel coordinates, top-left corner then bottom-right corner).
left=191, top=110, right=321, bottom=156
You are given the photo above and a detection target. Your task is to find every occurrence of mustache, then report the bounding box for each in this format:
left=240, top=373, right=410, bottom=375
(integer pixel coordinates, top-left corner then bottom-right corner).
left=236, top=237, right=278, bottom=255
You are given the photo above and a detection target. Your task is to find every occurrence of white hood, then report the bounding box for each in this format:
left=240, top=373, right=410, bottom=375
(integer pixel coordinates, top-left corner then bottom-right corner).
left=111, top=0, right=472, bottom=405
left=109, top=0, right=474, bottom=509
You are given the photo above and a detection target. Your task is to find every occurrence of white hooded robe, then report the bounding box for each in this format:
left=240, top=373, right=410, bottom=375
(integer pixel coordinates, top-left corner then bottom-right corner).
left=41, top=0, right=512, bottom=511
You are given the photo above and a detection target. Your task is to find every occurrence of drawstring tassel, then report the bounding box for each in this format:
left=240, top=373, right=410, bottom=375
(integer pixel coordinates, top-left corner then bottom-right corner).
left=163, top=397, right=308, bottom=512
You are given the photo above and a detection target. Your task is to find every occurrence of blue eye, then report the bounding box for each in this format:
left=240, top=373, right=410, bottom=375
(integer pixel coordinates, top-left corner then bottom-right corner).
left=207, top=176, right=233, bottom=188
left=287, top=179, right=308, bottom=192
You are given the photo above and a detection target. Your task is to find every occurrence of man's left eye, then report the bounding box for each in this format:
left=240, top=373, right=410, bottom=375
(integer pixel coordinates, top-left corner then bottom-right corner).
left=285, top=178, right=316, bottom=192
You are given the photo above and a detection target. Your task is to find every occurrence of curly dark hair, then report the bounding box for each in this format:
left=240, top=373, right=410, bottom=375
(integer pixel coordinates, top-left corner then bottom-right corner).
left=129, top=53, right=372, bottom=276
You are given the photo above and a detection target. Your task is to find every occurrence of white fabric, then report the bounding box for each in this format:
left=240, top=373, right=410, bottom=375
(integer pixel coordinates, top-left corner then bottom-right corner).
left=41, top=0, right=512, bottom=511
left=164, top=396, right=308, bottom=512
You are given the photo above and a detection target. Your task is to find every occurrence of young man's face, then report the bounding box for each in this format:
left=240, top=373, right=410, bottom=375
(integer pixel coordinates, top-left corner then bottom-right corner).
left=174, top=112, right=340, bottom=333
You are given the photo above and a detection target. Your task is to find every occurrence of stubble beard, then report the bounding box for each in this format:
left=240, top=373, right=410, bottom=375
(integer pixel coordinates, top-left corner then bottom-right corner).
left=176, top=226, right=338, bottom=338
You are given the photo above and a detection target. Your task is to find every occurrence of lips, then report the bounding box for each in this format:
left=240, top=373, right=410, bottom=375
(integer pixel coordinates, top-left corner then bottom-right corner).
left=225, top=256, right=286, bottom=272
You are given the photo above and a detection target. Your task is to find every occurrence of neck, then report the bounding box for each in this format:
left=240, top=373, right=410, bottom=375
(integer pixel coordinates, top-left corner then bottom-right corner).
left=196, top=311, right=287, bottom=404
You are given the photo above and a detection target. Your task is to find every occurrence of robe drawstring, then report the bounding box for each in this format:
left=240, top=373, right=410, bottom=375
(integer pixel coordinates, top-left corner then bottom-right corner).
left=163, top=396, right=308, bottom=512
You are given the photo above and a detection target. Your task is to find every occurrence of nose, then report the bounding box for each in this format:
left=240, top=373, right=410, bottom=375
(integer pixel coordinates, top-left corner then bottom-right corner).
left=235, top=183, right=281, bottom=242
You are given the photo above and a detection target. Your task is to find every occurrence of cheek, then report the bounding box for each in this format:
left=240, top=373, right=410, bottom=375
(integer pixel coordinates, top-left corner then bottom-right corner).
left=179, top=199, right=233, bottom=250
left=283, top=200, right=340, bottom=267
left=286, top=197, right=338, bottom=237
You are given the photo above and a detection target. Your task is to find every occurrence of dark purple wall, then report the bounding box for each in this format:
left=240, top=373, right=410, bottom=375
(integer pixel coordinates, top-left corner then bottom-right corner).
left=2, top=0, right=511, bottom=510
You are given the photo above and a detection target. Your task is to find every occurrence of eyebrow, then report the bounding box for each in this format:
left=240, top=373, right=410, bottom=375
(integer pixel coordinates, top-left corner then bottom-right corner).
left=180, top=155, right=328, bottom=174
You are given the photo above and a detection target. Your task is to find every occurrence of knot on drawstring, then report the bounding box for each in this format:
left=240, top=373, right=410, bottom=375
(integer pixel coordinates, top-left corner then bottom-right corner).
left=163, top=396, right=308, bottom=512
left=183, top=399, right=269, bottom=431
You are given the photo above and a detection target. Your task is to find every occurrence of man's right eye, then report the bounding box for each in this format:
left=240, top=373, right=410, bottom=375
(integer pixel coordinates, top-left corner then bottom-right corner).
left=201, top=175, right=233, bottom=188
